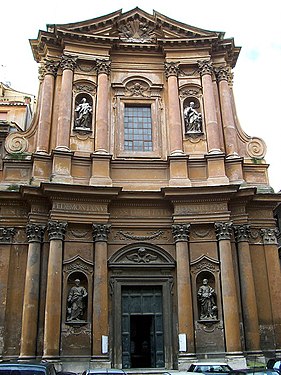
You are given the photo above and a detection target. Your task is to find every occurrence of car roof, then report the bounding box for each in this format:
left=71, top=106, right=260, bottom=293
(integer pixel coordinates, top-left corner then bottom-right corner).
left=190, top=363, right=231, bottom=366
left=84, top=370, right=125, bottom=374
left=0, top=362, right=53, bottom=369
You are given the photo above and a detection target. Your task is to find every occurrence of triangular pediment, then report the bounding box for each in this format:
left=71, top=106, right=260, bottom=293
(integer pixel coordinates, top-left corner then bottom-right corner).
left=47, top=7, right=223, bottom=44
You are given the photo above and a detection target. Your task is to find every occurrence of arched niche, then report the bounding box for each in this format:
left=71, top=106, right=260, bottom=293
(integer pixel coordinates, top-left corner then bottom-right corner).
left=63, top=255, right=93, bottom=325
left=190, top=255, right=221, bottom=322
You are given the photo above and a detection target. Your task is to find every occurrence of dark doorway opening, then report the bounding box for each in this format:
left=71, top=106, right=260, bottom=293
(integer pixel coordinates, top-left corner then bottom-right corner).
left=130, top=315, right=153, bottom=368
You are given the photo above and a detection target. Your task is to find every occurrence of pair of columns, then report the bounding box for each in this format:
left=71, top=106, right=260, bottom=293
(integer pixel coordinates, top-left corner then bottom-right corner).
left=172, top=222, right=268, bottom=355
left=19, top=222, right=111, bottom=359
left=165, top=60, right=239, bottom=158
left=36, top=56, right=111, bottom=155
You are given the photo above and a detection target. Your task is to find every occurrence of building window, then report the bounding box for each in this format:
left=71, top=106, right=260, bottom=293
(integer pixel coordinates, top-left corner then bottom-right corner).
left=124, top=105, right=153, bottom=152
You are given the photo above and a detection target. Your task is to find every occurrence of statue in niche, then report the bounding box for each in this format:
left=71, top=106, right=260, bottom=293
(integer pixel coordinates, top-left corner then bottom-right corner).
left=184, top=101, right=202, bottom=134
left=74, top=97, right=92, bottom=130
left=67, top=278, right=88, bottom=321
left=197, top=278, right=217, bottom=320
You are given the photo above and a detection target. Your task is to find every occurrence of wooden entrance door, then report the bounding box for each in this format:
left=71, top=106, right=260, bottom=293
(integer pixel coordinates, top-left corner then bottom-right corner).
left=121, top=286, right=165, bottom=369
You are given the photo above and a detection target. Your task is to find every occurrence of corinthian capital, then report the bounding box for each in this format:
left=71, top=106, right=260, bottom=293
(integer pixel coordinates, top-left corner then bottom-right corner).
left=260, top=228, right=278, bottom=245
left=93, top=223, right=111, bottom=242
left=198, top=60, right=213, bottom=76
left=26, top=223, right=46, bottom=243
left=215, top=66, right=231, bottom=82
left=44, top=59, right=59, bottom=76
left=234, top=224, right=250, bottom=242
left=96, top=59, right=111, bottom=75
left=215, top=222, right=233, bottom=241
left=47, top=220, right=67, bottom=241
left=60, top=54, right=77, bottom=71
left=0, top=227, right=16, bottom=243
left=164, top=62, right=180, bottom=78
left=172, top=223, right=190, bottom=242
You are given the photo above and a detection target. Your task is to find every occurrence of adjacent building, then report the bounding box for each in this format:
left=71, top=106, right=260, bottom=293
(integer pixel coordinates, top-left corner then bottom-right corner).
left=0, top=8, right=280, bottom=372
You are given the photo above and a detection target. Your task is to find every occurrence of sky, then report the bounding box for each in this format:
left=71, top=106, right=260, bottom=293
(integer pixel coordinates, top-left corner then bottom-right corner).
left=0, top=0, right=280, bottom=192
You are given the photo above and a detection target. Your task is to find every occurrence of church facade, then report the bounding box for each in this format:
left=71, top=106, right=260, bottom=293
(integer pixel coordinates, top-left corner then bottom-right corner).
left=0, top=8, right=281, bottom=372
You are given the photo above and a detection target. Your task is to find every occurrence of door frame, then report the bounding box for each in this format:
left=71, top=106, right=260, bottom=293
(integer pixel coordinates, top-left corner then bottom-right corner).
left=111, top=276, right=173, bottom=369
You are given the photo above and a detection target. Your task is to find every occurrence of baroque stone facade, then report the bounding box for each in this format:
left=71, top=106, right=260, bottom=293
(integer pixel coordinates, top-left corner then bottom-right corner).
left=0, top=8, right=281, bottom=372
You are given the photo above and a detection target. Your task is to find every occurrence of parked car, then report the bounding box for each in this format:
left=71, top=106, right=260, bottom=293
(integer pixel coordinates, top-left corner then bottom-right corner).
left=0, top=362, right=75, bottom=375
left=188, top=362, right=233, bottom=374
left=82, top=370, right=126, bottom=375
left=267, top=359, right=281, bottom=372
left=229, top=369, right=280, bottom=375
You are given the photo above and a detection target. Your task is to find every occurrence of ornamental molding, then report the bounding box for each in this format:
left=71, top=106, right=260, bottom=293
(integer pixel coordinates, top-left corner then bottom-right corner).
left=214, top=221, right=233, bottom=241
left=198, top=60, right=213, bottom=76
left=60, top=54, right=78, bottom=71
left=63, top=255, right=93, bottom=275
left=47, top=220, right=67, bottom=241
left=234, top=224, right=250, bottom=242
left=73, top=81, right=97, bottom=94
left=172, top=223, right=190, bottom=242
left=190, top=254, right=220, bottom=274
left=260, top=228, right=278, bottom=245
left=116, top=230, right=164, bottom=241
left=164, top=62, right=180, bottom=78
left=96, top=59, right=111, bottom=75
left=109, top=244, right=175, bottom=267
left=0, top=227, right=16, bottom=243
left=118, top=19, right=156, bottom=43
left=92, top=223, right=111, bottom=242
left=26, top=223, right=46, bottom=243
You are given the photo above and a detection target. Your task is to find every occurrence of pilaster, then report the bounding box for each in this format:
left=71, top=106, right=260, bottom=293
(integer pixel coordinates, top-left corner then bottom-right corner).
left=20, top=224, right=45, bottom=358
left=260, top=227, right=281, bottom=350
left=215, top=222, right=242, bottom=354
left=0, top=227, right=16, bottom=357
left=92, top=224, right=111, bottom=363
left=43, top=220, right=67, bottom=358
left=172, top=223, right=195, bottom=363
left=234, top=225, right=261, bottom=354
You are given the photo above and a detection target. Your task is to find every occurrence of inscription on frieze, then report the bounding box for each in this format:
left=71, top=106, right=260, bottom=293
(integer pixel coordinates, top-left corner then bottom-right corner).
left=111, top=207, right=170, bottom=218
left=53, top=202, right=107, bottom=213
left=174, top=203, right=226, bottom=215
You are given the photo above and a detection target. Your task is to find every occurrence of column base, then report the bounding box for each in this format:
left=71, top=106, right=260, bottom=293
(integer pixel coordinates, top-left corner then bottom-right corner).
left=90, top=356, right=111, bottom=369
left=178, top=353, right=197, bottom=370
left=169, top=155, right=191, bottom=187
left=225, top=352, right=247, bottom=369
left=51, top=150, right=74, bottom=184
left=31, top=153, right=52, bottom=185
left=90, top=153, right=112, bottom=186
left=206, top=153, right=229, bottom=185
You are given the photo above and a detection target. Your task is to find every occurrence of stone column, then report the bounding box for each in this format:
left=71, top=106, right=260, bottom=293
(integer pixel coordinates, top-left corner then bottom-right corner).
left=56, top=54, right=77, bottom=151
left=164, top=62, right=184, bottom=155
left=0, top=228, right=15, bottom=356
left=215, top=222, right=242, bottom=354
left=216, top=67, right=239, bottom=158
left=43, top=221, right=67, bottom=358
left=20, top=224, right=45, bottom=358
left=260, top=228, right=281, bottom=349
left=234, top=225, right=261, bottom=354
left=92, top=224, right=111, bottom=360
left=172, top=223, right=195, bottom=357
left=36, top=60, right=58, bottom=154
left=94, top=60, right=111, bottom=154
left=198, top=60, right=222, bottom=154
